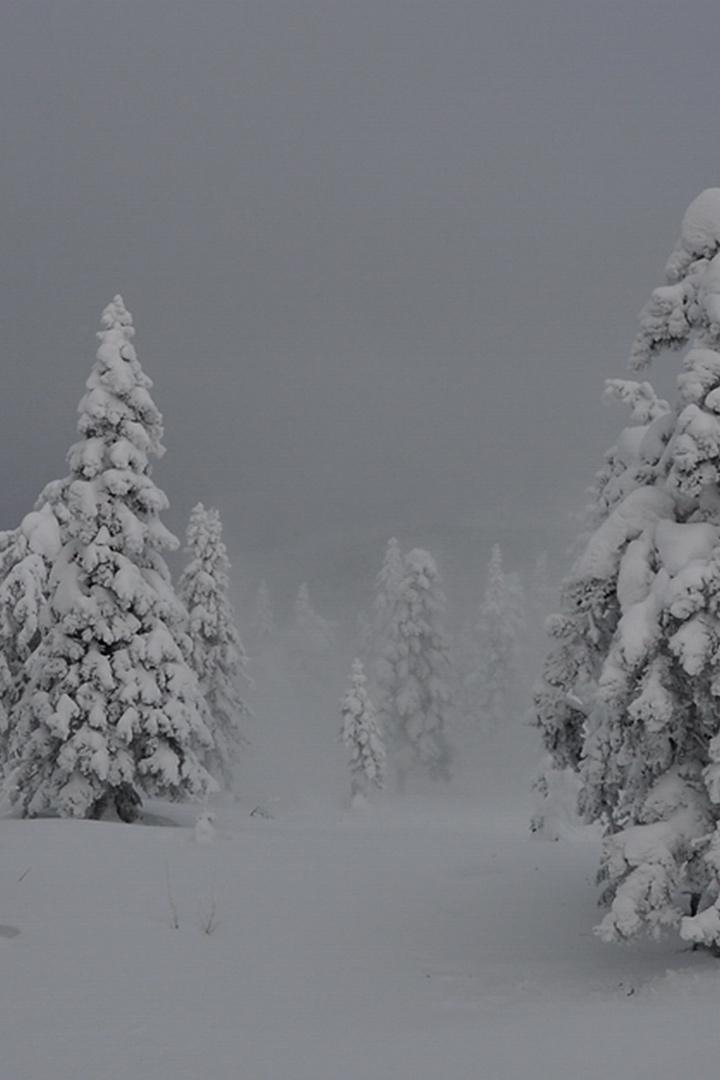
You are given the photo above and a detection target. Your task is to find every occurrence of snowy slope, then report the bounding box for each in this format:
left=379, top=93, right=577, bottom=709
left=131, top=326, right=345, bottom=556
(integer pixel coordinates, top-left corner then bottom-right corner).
left=0, top=800, right=717, bottom=1080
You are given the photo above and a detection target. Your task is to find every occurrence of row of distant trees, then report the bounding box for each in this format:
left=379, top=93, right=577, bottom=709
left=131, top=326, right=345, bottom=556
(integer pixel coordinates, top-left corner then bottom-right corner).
left=249, top=536, right=551, bottom=803
left=0, top=293, right=549, bottom=821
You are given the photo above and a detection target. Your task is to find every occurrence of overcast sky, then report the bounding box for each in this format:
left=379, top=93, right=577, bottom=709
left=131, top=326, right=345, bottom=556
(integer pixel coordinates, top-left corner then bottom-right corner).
left=2, top=0, right=719, bottom=606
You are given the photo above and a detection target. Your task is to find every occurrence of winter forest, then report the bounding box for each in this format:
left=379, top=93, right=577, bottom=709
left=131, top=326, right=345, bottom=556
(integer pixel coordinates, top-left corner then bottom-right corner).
left=0, top=296, right=541, bottom=819
left=5, top=4, right=720, bottom=1079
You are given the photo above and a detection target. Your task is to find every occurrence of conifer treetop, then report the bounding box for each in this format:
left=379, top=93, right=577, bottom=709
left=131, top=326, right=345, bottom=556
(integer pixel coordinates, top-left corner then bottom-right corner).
left=63, top=295, right=176, bottom=558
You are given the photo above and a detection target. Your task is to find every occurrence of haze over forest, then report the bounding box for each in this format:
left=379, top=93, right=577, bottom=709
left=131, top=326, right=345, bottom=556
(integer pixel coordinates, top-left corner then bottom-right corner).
left=3, top=1, right=719, bottom=614
left=7, top=4, right=720, bottom=1078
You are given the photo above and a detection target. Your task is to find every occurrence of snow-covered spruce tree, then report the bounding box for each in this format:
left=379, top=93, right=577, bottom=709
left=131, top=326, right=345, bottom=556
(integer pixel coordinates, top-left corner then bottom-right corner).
left=341, top=658, right=386, bottom=806
left=374, top=538, right=404, bottom=636
left=368, top=537, right=405, bottom=681
left=376, top=548, right=453, bottom=786
left=533, top=379, right=672, bottom=787
left=5, top=296, right=213, bottom=820
left=530, top=380, right=671, bottom=838
left=0, top=507, right=63, bottom=764
left=535, top=189, right=720, bottom=944
left=0, top=528, right=26, bottom=762
left=178, top=503, right=252, bottom=789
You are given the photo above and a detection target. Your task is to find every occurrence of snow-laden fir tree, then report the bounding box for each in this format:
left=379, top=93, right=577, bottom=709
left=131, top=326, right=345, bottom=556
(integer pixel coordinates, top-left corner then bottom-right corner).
left=0, top=505, right=63, bottom=764
left=374, top=538, right=404, bottom=635
left=0, top=532, right=18, bottom=759
left=533, top=378, right=672, bottom=783
left=178, top=503, right=252, bottom=789
left=354, top=608, right=373, bottom=665
left=341, top=658, right=386, bottom=806
left=369, top=537, right=404, bottom=681
left=530, top=379, right=671, bottom=837
left=534, top=190, right=720, bottom=945
left=376, top=548, right=453, bottom=787
left=5, top=296, right=213, bottom=821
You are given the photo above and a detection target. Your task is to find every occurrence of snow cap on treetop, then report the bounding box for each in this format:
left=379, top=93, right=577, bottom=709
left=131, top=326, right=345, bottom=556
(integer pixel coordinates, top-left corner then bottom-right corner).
left=351, top=657, right=365, bottom=679
left=100, top=295, right=134, bottom=334
left=404, top=547, right=437, bottom=579
left=662, top=188, right=720, bottom=285
left=678, top=189, right=720, bottom=260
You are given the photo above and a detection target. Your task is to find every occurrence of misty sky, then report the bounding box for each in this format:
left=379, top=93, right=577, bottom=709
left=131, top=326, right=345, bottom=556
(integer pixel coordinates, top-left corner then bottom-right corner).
left=2, top=0, right=719, bottom=606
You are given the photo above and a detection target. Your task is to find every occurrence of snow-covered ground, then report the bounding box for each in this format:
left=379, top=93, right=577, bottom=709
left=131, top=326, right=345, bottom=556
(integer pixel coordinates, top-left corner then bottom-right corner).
left=1, top=796, right=718, bottom=1080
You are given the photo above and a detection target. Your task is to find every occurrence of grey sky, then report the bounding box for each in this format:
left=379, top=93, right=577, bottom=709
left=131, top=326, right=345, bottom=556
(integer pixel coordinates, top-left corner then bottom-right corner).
left=2, top=0, right=719, bottom=605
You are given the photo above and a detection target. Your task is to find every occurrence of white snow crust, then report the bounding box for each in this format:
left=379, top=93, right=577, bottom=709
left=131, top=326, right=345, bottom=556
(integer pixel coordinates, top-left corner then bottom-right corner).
left=0, top=803, right=718, bottom=1080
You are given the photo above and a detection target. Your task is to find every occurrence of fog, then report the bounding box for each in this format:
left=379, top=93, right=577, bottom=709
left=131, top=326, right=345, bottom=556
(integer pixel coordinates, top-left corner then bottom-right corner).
left=3, top=0, right=719, bottom=804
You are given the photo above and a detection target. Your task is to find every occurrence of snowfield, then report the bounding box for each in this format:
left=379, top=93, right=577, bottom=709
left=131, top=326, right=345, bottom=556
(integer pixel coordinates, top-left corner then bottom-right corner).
left=1, top=798, right=718, bottom=1080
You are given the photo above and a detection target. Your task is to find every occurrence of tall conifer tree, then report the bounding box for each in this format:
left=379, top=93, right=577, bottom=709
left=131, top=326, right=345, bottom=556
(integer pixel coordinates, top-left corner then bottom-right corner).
left=535, top=191, right=720, bottom=944
left=7, top=297, right=212, bottom=820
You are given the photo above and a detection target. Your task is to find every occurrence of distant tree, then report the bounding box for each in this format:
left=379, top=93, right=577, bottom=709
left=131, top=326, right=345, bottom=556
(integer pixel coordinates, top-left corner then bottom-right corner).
left=369, top=537, right=405, bottom=682
left=354, top=608, right=373, bottom=665
left=252, top=579, right=275, bottom=646
left=179, top=503, right=252, bottom=789
left=289, top=582, right=335, bottom=669
left=506, top=568, right=528, bottom=656
left=374, top=538, right=403, bottom=633
left=532, top=380, right=670, bottom=790
left=341, top=659, right=386, bottom=806
left=6, top=296, right=213, bottom=820
left=474, top=545, right=522, bottom=729
left=377, top=548, right=453, bottom=787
